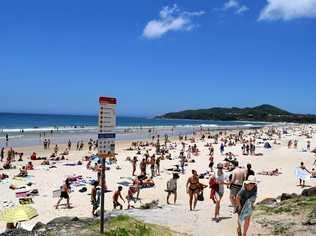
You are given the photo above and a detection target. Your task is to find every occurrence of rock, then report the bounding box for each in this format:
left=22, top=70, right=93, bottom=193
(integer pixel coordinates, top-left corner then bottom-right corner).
left=302, top=209, right=316, bottom=226
left=257, top=198, right=277, bottom=206
left=302, top=219, right=316, bottom=226
left=280, top=193, right=298, bottom=201
left=311, top=219, right=316, bottom=225
left=0, top=229, right=33, bottom=236
left=32, top=222, right=47, bottom=232
left=301, top=187, right=316, bottom=197
left=47, top=217, right=74, bottom=226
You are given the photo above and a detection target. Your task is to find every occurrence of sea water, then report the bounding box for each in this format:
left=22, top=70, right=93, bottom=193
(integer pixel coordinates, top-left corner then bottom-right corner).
left=0, top=113, right=269, bottom=147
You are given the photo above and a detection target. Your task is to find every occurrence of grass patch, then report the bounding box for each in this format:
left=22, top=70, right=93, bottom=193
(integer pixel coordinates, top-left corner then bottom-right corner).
left=82, top=215, right=179, bottom=236
left=272, top=225, right=289, bottom=235
left=255, top=196, right=316, bottom=216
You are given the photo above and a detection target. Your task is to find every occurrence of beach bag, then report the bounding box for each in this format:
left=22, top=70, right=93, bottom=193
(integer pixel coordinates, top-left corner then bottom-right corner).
left=197, top=191, right=204, bottom=201
left=53, top=189, right=61, bottom=198
left=19, top=198, right=33, bottom=205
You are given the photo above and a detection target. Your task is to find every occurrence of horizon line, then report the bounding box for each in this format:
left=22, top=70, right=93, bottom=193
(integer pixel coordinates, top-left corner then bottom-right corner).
left=0, top=111, right=151, bottom=119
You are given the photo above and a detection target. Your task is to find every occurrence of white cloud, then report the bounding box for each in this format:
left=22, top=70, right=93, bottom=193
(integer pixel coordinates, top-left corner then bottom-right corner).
left=223, top=0, right=239, bottom=10
left=143, top=4, right=205, bottom=39
left=259, top=0, right=316, bottom=21
left=220, top=0, right=249, bottom=14
left=236, top=5, right=249, bottom=14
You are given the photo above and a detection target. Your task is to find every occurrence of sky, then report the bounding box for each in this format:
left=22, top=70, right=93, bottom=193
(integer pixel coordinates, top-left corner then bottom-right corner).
left=0, top=0, right=315, bottom=117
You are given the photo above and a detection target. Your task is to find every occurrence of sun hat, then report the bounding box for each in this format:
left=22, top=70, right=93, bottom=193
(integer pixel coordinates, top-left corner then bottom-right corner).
left=244, top=175, right=257, bottom=184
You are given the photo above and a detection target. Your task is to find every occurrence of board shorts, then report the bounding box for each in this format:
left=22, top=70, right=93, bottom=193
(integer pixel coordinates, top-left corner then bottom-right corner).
left=126, top=196, right=137, bottom=204
left=60, top=191, right=69, bottom=199
left=230, top=184, right=243, bottom=197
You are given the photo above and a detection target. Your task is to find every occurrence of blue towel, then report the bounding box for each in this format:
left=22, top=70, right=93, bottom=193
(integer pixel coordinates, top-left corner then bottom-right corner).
left=239, top=196, right=256, bottom=224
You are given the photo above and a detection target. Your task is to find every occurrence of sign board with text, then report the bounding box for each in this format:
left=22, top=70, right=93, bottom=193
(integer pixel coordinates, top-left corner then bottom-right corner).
left=98, top=97, right=116, bottom=157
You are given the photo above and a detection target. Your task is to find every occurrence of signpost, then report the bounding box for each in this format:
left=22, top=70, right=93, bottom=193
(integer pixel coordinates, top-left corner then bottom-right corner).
left=97, top=96, right=116, bottom=233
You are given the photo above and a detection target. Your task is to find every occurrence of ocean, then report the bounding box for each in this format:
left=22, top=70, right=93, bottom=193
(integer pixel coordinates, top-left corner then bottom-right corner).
left=0, top=113, right=269, bottom=147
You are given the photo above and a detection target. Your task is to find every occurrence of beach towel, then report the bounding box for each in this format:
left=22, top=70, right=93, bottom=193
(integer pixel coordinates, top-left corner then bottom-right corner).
left=239, top=196, right=256, bottom=224
left=63, top=163, right=77, bottom=166
left=16, top=191, right=30, bottom=198
left=117, top=181, right=132, bottom=187
left=209, top=177, right=219, bottom=204
left=11, top=179, right=27, bottom=187
left=295, top=168, right=311, bottom=181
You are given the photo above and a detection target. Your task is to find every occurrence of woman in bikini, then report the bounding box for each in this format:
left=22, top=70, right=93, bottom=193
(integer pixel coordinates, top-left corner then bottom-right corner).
left=186, top=170, right=201, bottom=211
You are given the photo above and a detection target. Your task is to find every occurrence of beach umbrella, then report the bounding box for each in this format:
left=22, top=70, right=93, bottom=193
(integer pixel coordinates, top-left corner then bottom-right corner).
left=0, top=205, right=38, bottom=223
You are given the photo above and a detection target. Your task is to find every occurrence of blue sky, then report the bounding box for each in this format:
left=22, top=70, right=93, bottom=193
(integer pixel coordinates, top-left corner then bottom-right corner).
left=0, top=0, right=315, bottom=116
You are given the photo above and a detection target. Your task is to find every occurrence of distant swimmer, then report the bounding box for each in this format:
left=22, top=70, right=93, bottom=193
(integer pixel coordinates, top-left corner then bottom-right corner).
left=5, top=134, right=8, bottom=147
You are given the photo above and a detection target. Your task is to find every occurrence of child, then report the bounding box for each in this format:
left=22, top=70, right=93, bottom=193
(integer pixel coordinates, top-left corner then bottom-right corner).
left=113, top=186, right=125, bottom=210
left=91, top=181, right=100, bottom=216
left=126, top=186, right=138, bottom=209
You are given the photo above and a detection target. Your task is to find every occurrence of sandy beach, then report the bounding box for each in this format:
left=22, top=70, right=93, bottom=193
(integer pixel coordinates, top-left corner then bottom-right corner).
left=0, top=125, right=315, bottom=235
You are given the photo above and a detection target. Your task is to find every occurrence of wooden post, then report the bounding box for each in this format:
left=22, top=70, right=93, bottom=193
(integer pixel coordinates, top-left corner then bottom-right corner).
left=100, top=157, right=105, bottom=233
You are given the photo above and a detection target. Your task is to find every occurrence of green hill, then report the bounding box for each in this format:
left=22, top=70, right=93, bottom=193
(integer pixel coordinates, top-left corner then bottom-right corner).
left=157, top=104, right=316, bottom=123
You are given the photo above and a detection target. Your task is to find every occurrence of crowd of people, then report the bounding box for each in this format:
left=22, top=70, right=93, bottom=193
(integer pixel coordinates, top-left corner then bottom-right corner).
left=1, top=125, right=315, bottom=236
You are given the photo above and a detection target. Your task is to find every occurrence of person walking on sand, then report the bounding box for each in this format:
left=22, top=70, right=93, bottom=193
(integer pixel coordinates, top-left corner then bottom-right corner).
left=180, top=152, right=186, bottom=174
left=186, top=170, right=205, bottom=211
left=113, top=186, right=125, bottom=210
left=1, top=147, right=4, bottom=162
left=91, top=181, right=100, bottom=216
left=140, top=158, right=147, bottom=176
left=209, top=155, right=214, bottom=172
left=299, top=162, right=310, bottom=187
left=150, top=155, right=156, bottom=178
left=220, top=143, right=225, bottom=154
left=236, top=175, right=257, bottom=236
left=230, top=167, right=247, bottom=207
left=156, top=155, right=161, bottom=176
left=211, top=163, right=227, bottom=222
left=55, top=179, right=71, bottom=209
left=54, top=145, right=59, bottom=155
left=131, top=156, right=138, bottom=176
left=68, top=140, right=72, bottom=150
left=166, top=173, right=179, bottom=204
